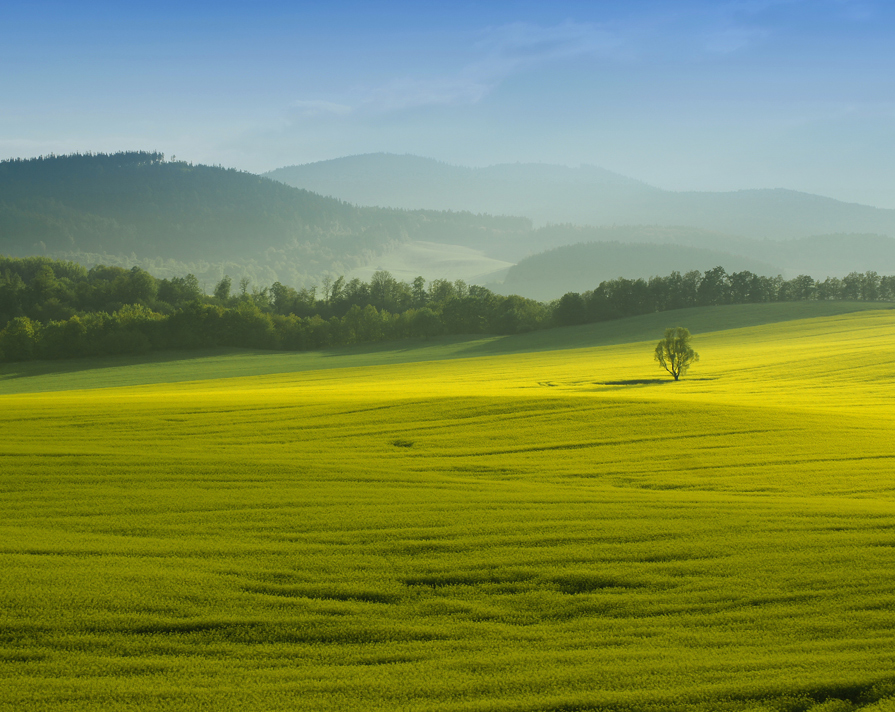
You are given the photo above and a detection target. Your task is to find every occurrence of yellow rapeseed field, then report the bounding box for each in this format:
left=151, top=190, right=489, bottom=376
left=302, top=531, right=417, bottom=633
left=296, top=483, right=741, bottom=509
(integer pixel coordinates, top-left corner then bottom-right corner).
left=2, top=307, right=895, bottom=711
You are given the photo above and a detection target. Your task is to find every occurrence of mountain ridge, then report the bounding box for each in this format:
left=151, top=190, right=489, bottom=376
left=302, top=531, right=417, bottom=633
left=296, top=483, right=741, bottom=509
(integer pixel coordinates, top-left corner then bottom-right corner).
left=265, top=153, right=895, bottom=240
left=0, top=152, right=531, bottom=287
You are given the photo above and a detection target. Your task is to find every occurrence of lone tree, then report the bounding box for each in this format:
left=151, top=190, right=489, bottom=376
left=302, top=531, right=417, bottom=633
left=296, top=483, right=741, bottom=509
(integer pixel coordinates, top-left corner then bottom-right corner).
left=654, top=327, right=699, bottom=381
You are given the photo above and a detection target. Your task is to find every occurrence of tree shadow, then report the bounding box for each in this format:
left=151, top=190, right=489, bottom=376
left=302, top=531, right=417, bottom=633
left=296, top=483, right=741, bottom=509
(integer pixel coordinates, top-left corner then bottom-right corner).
left=601, top=378, right=669, bottom=386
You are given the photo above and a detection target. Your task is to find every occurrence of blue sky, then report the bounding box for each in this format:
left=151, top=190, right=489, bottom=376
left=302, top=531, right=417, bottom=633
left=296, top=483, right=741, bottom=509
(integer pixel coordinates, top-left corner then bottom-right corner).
left=2, top=0, right=893, bottom=207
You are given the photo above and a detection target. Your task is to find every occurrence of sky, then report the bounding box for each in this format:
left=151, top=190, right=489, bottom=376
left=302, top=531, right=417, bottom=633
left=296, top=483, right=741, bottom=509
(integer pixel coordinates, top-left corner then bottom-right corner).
left=2, top=0, right=893, bottom=207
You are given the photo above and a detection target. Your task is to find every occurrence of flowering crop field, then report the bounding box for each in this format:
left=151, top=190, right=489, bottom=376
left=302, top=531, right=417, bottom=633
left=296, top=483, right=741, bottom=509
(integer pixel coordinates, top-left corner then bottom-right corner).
left=2, top=305, right=895, bottom=711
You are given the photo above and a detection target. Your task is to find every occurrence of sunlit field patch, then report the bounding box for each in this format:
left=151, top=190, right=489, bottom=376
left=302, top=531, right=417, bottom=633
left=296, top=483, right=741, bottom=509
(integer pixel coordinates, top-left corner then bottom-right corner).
left=2, top=306, right=895, bottom=711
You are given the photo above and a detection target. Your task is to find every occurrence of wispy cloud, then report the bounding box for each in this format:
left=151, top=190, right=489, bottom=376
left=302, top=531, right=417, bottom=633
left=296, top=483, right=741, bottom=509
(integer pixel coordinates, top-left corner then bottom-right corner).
left=359, top=76, right=491, bottom=113
left=289, top=20, right=623, bottom=119
left=286, top=1, right=881, bottom=121
left=471, top=20, right=624, bottom=77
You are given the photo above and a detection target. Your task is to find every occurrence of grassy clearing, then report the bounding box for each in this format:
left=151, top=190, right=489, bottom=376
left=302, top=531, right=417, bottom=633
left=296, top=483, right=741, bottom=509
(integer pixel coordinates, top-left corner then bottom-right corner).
left=2, top=305, right=895, bottom=710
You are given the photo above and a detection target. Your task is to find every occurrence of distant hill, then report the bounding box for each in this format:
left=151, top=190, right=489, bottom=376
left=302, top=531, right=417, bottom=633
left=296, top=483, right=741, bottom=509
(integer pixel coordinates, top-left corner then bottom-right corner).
left=481, top=224, right=754, bottom=263
left=498, top=240, right=782, bottom=302
left=515, top=226, right=895, bottom=280
left=736, top=233, right=895, bottom=278
left=0, top=152, right=530, bottom=287
left=266, top=153, right=895, bottom=241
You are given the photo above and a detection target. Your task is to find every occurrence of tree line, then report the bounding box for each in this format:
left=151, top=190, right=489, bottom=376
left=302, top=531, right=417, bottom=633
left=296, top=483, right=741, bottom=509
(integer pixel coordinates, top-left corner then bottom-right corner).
left=0, top=255, right=892, bottom=362
left=0, top=256, right=546, bottom=361
left=552, top=267, right=895, bottom=326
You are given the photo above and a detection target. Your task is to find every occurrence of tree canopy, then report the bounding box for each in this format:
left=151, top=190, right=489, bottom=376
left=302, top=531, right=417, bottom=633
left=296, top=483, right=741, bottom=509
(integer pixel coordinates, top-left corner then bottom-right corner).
left=654, top=327, right=699, bottom=381
left=1, top=254, right=893, bottom=364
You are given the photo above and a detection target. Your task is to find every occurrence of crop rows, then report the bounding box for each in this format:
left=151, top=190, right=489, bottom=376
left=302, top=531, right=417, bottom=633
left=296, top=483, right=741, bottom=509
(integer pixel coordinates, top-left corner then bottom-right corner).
left=2, top=308, right=895, bottom=710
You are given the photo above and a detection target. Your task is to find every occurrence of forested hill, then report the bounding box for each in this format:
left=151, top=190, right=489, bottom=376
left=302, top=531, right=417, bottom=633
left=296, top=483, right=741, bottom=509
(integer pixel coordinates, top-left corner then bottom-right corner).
left=0, top=152, right=530, bottom=286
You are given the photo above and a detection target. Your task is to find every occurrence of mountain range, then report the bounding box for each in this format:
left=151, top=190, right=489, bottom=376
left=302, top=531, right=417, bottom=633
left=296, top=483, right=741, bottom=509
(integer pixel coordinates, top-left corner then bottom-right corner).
left=3, top=151, right=895, bottom=302
left=266, top=153, right=895, bottom=245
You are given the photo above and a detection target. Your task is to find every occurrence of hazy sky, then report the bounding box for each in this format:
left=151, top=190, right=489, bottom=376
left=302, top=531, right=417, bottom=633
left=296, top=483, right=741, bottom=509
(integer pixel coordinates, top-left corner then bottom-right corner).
left=2, top=0, right=893, bottom=207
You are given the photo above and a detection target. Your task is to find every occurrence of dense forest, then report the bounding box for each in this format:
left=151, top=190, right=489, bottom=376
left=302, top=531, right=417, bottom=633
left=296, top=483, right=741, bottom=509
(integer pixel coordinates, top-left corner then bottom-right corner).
left=0, top=152, right=530, bottom=287
left=1, top=255, right=893, bottom=363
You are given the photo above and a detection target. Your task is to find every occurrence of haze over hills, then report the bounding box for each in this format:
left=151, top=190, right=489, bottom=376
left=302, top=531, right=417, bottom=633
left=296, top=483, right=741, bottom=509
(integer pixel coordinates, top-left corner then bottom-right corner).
left=496, top=226, right=895, bottom=295
left=0, top=152, right=529, bottom=288
left=327, top=222, right=895, bottom=301
left=266, top=153, right=895, bottom=242
left=5, top=151, right=895, bottom=299
left=497, top=239, right=782, bottom=302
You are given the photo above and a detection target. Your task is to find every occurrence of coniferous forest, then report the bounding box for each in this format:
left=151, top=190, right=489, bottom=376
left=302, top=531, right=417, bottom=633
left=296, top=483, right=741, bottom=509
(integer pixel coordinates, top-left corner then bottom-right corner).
left=0, top=152, right=529, bottom=287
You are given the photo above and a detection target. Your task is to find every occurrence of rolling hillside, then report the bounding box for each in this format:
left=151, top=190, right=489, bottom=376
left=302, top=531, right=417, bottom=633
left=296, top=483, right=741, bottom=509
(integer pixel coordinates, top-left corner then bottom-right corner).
left=0, top=300, right=882, bottom=393
left=2, top=304, right=895, bottom=710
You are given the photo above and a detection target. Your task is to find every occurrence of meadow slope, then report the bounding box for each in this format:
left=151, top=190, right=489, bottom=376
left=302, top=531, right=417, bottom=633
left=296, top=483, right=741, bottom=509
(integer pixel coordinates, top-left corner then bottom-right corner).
left=2, top=305, right=895, bottom=711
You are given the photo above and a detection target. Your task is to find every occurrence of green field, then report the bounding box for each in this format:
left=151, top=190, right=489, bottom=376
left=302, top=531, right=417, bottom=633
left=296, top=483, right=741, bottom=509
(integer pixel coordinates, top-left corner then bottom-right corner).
left=2, top=302, right=895, bottom=711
